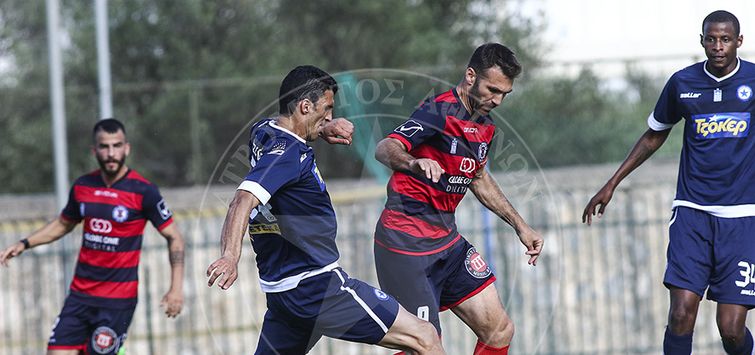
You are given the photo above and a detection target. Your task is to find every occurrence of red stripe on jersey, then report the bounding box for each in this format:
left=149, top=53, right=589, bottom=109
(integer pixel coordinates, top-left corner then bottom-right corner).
left=70, top=277, right=138, bottom=299
left=388, top=172, right=464, bottom=212
left=73, top=185, right=143, bottom=210
left=83, top=217, right=147, bottom=237
left=434, top=90, right=457, bottom=103
left=126, top=170, right=151, bottom=184
left=380, top=209, right=451, bottom=239
left=48, top=345, right=86, bottom=351
left=78, top=248, right=141, bottom=268
left=387, top=133, right=414, bottom=151
left=157, top=218, right=174, bottom=231
left=442, top=116, right=496, bottom=143
left=374, top=234, right=461, bottom=256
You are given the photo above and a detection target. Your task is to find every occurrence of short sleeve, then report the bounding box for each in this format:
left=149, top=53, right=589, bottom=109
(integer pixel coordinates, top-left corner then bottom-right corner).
left=142, top=184, right=174, bottom=231
left=387, top=101, right=446, bottom=151
left=60, top=185, right=82, bottom=223
left=648, top=77, right=682, bottom=131
left=238, top=142, right=301, bottom=205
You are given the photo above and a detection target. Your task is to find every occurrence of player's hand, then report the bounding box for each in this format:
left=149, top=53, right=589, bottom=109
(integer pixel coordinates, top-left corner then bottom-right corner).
left=206, top=256, right=239, bottom=290
left=517, top=227, right=543, bottom=266
left=582, top=183, right=616, bottom=225
left=0, top=242, right=26, bottom=267
left=319, top=117, right=354, bottom=145
left=409, top=158, right=445, bottom=183
left=160, top=288, right=183, bottom=318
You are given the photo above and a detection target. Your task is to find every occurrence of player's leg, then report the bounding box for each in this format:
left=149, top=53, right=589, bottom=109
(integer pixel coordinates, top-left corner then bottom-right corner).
left=450, top=283, right=512, bottom=353
left=663, top=207, right=714, bottom=354
left=254, top=308, right=316, bottom=355
left=311, top=268, right=444, bottom=354
left=47, top=298, right=92, bottom=355
left=85, top=306, right=135, bottom=355
left=378, top=305, right=445, bottom=354
left=716, top=304, right=752, bottom=354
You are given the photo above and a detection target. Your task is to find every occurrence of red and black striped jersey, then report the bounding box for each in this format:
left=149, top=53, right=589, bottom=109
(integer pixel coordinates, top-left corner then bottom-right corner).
left=60, top=169, right=173, bottom=308
left=375, top=89, right=495, bottom=255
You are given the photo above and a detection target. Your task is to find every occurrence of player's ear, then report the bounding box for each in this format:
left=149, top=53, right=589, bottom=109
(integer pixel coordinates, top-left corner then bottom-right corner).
left=700, top=34, right=704, bottom=48
left=737, top=34, right=743, bottom=48
left=124, top=141, right=131, bottom=157
left=465, top=67, right=477, bottom=86
left=298, top=99, right=312, bottom=115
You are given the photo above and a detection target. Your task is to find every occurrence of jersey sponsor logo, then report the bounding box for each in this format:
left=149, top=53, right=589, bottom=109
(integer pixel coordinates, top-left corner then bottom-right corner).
left=463, top=127, right=478, bottom=133
left=680, top=92, right=702, bottom=99
left=374, top=288, right=389, bottom=301
left=93, top=190, right=118, bottom=198
left=248, top=223, right=281, bottom=236
left=464, top=247, right=491, bottom=278
left=91, top=326, right=119, bottom=354
left=478, top=142, right=488, bottom=160
left=448, top=176, right=472, bottom=185
left=459, top=157, right=476, bottom=173
left=112, top=205, right=129, bottom=223
left=157, top=199, right=172, bottom=220
left=89, top=218, right=113, bottom=234
left=693, top=112, right=749, bottom=139
left=312, top=162, right=326, bottom=191
left=738, top=85, right=753, bottom=101
left=394, top=119, right=424, bottom=137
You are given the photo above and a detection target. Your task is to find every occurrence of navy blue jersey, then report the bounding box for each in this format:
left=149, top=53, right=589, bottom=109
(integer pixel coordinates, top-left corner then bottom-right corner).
left=60, top=170, right=173, bottom=308
left=239, top=119, right=339, bottom=292
left=649, top=59, right=755, bottom=217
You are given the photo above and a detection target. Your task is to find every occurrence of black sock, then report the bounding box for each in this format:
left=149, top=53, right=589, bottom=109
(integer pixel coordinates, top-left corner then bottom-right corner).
left=664, top=327, right=693, bottom=355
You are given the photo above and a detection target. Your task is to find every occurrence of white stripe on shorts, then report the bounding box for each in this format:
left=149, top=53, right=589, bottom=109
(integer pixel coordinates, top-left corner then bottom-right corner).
left=333, top=269, right=389, bottom=333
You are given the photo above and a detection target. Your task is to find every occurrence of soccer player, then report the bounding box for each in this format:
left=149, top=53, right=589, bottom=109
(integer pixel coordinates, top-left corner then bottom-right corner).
left=372, top=43, right=544, bottom=354
left=583, top=10, right=755, bottom=355
left=206, top=65, right=445, bottom=354
left=0, top=118, right=184, bottom=355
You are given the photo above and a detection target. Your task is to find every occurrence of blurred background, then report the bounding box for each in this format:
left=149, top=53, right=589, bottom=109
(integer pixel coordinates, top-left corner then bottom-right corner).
left=2, top=0, right=755, bottom=354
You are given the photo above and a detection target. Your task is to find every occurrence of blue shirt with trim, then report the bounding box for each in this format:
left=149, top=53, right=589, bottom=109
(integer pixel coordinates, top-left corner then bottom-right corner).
left=242, top=119, right=339, bottom=284
left=651, top=59, right=755, bottom=211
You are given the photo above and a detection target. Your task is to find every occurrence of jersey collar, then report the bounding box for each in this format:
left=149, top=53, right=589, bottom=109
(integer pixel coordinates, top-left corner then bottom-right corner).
left=269, top=120, right=306, bottom=144
left=703, top=57, right=741, bottom=83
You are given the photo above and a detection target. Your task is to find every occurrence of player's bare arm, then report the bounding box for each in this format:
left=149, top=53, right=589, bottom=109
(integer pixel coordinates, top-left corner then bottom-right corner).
left=375, top=137, right=445, bottom=182
left=207, top=189, right=260, bottom=290
left=158, top=223, right=185, bottom=318
left=319, top=117, right=354, bottom=145
left=582, top=128, right=671, bottom=225
left=469, top=169, right=543, bottom=265
left=0, top=216, right=77, bottom=267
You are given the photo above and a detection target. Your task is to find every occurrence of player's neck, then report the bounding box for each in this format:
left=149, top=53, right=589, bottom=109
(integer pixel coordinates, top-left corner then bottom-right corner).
left=455, top=84, right=482, bottom=120
left=274, top=115, right=305, bottom=140
left=101, top=166, right=129, bottom=187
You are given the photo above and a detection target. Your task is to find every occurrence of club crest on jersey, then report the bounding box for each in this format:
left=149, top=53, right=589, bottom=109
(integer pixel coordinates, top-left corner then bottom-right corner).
left=91, top=326, right=119, bottom=354
left=465, top=247, right=491, bottom=278
left=374, top=288, right=389, bottom=301
left=693, top=112, right=750, bottom=139
left=478, top=142, right=488, bottom=160
left=394, top=119, right=424, bottom=137
left=738, top=85, right=752, bottom=101
left=112, top=205, right=129, bottom=223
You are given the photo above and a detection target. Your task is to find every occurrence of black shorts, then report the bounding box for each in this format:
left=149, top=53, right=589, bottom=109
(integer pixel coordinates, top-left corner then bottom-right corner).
left=47, top=296, right=134, bottom=354
left=374, top=237, right=495, bottom=333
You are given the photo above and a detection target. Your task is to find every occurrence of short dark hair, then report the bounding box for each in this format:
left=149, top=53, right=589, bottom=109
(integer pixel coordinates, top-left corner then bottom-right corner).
left=278, top=65, right=339, bottom=115
left=703, top=10, right=740, bottom=36
left=467, top=43, right=522, bottom=79
left=93, top=118, right=126, bottom=141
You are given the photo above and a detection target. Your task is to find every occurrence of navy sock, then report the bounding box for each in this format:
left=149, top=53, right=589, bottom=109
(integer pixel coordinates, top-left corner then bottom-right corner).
left=722, top=327, right=754, bottom=355
left=664, top=327, right=693, bottom=355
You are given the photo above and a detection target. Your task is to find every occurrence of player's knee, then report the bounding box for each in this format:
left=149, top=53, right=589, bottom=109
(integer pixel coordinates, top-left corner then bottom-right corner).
left=717, top=324, right=744, bottom=344
left=668, top=306, right=696, bottom=334
left=478, top=312, right=514, bottom=346
left=413, top=321, right=442, bottom=352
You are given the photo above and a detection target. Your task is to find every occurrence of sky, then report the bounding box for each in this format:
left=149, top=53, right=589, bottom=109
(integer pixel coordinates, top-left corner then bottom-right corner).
left=518, top=0, right=755, bottom=78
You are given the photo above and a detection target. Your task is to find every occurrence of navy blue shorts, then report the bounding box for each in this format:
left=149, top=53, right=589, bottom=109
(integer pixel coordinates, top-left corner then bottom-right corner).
left=47, top=296, right=134, bottom=354
left=255, top=268, right=399, bottom=354
left=374, top=238, right=496, bottom=333
left=665, top=207, right=755, bottom=306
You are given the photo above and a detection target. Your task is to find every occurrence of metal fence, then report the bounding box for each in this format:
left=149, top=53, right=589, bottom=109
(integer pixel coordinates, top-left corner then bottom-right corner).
left=0, top=164, right=749, bottom=354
